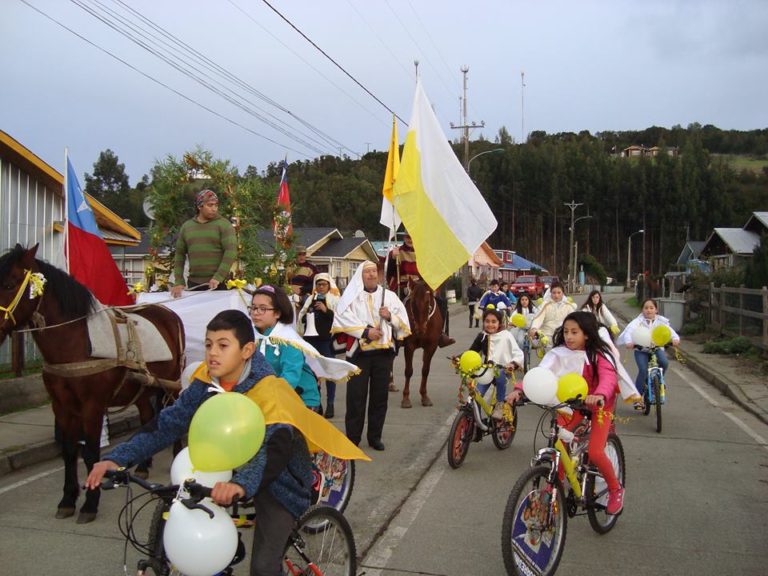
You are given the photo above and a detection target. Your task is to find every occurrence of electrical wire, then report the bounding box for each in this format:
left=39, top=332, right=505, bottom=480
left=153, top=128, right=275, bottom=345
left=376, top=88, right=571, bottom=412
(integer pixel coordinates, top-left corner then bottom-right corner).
left=18, top=0, right=311, bottom=157
left=259, top=0, right=406, bottom=125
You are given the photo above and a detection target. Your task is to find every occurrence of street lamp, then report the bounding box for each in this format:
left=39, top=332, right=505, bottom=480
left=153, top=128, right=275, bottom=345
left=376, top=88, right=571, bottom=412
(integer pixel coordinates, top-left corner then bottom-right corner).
left=626, top=229, right=645, bottom=289
left=569, top=214, right=592, bottom=291
left=467, top=148, right=504, bottom=173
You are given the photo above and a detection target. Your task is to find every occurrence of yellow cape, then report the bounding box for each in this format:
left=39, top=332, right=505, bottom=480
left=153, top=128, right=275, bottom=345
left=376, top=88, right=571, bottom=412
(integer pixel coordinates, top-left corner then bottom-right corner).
left=192, top=364, right=370, bottom=461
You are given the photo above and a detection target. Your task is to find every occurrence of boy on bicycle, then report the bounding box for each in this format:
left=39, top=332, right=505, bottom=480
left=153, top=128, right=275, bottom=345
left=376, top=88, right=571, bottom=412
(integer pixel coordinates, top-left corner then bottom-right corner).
left=87, top=310, right=313, bottom=576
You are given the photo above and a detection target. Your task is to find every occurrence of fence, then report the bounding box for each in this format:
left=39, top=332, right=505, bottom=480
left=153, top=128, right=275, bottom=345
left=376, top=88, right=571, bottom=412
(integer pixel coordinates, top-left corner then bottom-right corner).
left=703, top=284, right=768, bottom=351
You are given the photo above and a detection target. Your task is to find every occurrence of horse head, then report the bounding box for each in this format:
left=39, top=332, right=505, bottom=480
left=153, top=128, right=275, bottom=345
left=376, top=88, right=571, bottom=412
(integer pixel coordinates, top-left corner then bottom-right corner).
left=407, top=280, right=437, bottom=336
left=0, top=244, right=42, bottom=343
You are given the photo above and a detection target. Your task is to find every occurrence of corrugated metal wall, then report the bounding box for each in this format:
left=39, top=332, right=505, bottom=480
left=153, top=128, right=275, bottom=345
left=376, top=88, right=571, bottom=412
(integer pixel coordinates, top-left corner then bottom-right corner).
left=0, top=156, right=65, bottom=367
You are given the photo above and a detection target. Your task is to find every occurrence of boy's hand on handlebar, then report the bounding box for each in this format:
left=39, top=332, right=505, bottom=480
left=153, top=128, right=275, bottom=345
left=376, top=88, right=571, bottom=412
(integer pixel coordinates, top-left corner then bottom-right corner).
left=211, top=481, right=245, bottom=506
left=86, top=460, right=119, bottom=490
left=585, top=394, right=605, bottom=408
left=506, top=389, right=523, bottom=404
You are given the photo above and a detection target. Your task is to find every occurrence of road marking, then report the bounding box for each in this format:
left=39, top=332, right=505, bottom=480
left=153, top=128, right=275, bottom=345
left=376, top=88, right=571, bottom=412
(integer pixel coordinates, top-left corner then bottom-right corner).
left=362, top=413, right=454, bottom=576
left=672, top=366, right=768, bottom=452
left=0, top=465, right=64, bottom=496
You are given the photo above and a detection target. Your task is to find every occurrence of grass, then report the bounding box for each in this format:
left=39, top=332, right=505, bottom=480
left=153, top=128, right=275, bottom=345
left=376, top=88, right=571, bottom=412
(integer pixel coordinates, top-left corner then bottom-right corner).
left=0, top=361, right=43, bottom=381
left=625, top=296, right=641, bottom=309
left=716, top=154, right=768, bottom=174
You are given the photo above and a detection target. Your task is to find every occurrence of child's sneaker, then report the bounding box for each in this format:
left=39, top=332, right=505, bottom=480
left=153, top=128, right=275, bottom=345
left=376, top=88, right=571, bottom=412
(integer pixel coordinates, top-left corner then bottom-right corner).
left=606, top=487, right=625, bottom=515
left=492, top=402, right=505, bottom=421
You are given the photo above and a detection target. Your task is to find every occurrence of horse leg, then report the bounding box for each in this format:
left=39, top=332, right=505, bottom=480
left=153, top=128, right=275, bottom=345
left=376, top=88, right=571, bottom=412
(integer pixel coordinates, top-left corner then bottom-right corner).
left=55, top=426, right=81, bottom=519
left=133, top=391, right=158, bottom=479
left=420, top=345, right=437, bottom=407
left=77, top=399, right=110, bottom=523
left=402, top=345, right=414, bottom=409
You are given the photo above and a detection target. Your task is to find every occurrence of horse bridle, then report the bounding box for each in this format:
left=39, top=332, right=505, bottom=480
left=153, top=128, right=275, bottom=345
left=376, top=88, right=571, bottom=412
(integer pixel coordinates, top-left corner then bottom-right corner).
left=0, top=269, right=35, bottom=327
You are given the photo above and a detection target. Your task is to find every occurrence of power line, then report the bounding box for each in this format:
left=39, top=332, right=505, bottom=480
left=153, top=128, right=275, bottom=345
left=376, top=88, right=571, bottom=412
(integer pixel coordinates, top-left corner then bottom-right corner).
left=259, top=0, right=406, bottom=125
left=19, top=0, right=310, bottom=157
left=227, top=0, right=386, bottom=141
left=72, top=0, right=335, bottom=156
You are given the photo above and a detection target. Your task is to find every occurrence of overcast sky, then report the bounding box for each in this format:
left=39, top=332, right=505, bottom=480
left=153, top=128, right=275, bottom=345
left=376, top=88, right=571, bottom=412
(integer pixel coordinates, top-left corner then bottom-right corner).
left=2, top=0, right=767, bottom=183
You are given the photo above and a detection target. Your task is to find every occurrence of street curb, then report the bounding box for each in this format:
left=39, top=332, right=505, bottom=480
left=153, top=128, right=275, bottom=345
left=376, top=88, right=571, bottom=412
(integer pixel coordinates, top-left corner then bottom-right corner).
left=0, top=412, right=142, bottom=479
left=610, top=304, right=768, bottom=427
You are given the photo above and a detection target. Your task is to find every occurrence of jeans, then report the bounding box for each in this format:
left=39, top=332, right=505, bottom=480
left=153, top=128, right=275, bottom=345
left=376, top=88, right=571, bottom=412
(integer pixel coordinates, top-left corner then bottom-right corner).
left=633, top=348, right=669, bottom=396
left=476, top=371, right=507, bottom=405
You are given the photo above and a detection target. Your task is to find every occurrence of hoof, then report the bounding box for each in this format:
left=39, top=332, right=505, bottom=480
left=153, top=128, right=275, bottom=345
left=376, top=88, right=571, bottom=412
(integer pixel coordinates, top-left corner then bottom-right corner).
left=421, top=397, right=433, bottom=407
left=388, top=383, right=399, bottom=392
left=76, top=511, right=97, bottom=524
left=401, top=398, right=412, bottom=409
left=55, top=507, right=76, bottom=519
left=134, top=469, right=149, bottom=480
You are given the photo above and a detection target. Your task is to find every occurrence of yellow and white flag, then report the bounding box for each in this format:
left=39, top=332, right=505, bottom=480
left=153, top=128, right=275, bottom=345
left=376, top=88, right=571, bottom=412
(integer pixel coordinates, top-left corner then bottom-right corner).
left=379, top=115, right=401, bottom=235
left=393, top=81, right=497, bottom=289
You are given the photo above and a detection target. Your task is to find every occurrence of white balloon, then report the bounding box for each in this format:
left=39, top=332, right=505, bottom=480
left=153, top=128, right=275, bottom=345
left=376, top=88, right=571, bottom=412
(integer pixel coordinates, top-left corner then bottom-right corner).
left=164, top=499, right=238, bottom=576
left=496, top=301, right=507, bottom=311
left=631, top=326, right=652, bottom=348
left=170, top=447, right=232, bottom=487
left=180, top=361, right=203, bottom=391
left=473, top=365, right=496, bottom=385
left=522, top=367, right=558, bottom=405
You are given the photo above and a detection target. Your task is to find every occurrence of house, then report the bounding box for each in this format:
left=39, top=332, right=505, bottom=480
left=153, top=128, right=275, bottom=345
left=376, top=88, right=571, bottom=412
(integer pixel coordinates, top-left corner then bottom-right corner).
left=468, top=242, right=502, bottom=284
left=0, top=130, right=140, bottom=363
left=675, top=240, right=707, bottom=268
left=743, top=212, right=768, bottom=236
left=699, top=228, right=760, bottom=270
left=257, top=227, right=377, bottom=288
left=622, top=145, right=679, bottom=159
left=493, top=249, right=549, bottom=283
left=622, top=145, right=647, bottom=158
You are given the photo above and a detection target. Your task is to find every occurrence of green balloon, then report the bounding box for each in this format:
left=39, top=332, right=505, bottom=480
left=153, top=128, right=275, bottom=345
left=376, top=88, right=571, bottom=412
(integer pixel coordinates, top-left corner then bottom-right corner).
left=188, top=393, right=266, bottom=472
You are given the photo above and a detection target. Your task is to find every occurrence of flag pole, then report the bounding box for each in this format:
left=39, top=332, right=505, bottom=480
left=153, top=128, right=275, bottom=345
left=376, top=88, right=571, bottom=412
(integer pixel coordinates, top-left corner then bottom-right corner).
left=64, top=147, right=70, bottom=274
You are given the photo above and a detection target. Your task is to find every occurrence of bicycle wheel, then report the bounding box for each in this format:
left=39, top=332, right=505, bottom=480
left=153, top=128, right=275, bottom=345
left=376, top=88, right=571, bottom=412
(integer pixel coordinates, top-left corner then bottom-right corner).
left=586, top=433, right=626, bottom=534
left=501, top=466, right=567, bottom=576
left=652, top=375, right=663, bottom=433
left=447, top=409, right=474, bottom=469
left=143, top=499, right=175, bottom=576
left=642, top=380, right=652, bottom=416
left=283, top=505, right=356, bottom=576
left=492, top=405, right=517, bottom=450
left=312, top=452, right=355, bottom=513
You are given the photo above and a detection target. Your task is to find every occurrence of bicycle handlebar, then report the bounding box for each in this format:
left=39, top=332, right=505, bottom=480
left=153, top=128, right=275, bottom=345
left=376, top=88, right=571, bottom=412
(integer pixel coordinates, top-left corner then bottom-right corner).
left=102, top=468, right=213, bottom=501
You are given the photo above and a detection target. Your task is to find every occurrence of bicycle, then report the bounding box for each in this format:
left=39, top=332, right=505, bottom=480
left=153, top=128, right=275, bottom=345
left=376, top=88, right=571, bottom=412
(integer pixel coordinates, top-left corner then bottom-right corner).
left=635, top=344, right=668, bottom=434
left=447, top=361, right=519, bottom=469
left=311, top=452, right=355, bottom=513
left=501, top=399, right=626, bottom=576
left=102, top=468, right=357, bottom=576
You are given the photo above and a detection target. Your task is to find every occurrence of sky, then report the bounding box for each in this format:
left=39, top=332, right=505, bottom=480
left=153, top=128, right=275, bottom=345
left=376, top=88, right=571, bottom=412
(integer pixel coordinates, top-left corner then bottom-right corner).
left=2, top=0, right=767, bottom=184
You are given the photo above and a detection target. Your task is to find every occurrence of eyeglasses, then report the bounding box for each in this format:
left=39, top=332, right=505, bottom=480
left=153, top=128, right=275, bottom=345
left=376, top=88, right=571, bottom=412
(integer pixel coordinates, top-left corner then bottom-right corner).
left=248, top=306, right=275, bottom=314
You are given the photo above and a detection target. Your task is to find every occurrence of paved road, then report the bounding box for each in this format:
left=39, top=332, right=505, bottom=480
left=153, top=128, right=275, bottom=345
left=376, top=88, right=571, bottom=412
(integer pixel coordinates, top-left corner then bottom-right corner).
left=361, top=321, right=768, bottom=575
left=1, top=304, right=767, bottom=575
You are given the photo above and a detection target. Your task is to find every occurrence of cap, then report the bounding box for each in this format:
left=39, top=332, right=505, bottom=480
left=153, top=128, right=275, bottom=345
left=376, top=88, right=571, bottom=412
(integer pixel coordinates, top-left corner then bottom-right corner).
left=296, top=245, right=307, bottom=254
left=195, top=189, right=218, bottom=208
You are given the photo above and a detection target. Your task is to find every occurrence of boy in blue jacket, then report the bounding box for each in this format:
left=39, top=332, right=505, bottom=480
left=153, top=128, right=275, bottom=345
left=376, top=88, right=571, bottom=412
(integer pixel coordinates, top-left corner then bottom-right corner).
left=87, top=310, right=313, bottom=576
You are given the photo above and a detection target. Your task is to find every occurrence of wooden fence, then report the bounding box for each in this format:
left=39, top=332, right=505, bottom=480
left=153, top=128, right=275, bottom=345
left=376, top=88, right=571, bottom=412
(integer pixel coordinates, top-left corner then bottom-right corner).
left=703, top=284, right=768, bottom=351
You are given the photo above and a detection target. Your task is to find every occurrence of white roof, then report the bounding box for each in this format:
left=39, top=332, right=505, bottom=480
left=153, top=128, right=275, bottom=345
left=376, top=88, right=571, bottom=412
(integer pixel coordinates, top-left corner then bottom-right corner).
left=748, top=212, right=768, bottom=228
left=712, top=228, right=760, bottom=254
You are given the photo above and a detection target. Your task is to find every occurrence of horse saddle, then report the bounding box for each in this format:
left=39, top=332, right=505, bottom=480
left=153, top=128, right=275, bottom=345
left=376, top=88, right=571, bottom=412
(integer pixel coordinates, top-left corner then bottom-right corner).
left=87, top=305, right=173, bottom=364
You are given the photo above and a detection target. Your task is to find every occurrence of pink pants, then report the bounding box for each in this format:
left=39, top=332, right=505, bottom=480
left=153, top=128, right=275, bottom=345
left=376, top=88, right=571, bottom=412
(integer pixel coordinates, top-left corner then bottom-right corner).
left=561, top=405, right=620, bottom=492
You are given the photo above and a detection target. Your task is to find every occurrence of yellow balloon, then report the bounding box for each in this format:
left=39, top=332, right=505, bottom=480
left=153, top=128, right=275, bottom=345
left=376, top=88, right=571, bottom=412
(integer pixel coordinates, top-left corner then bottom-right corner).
left=458, top=350, right=483, bottom=374
left=188, top=392, right=266, bottom=472
left=510, top=313, right=526, bottom=328
left=556, top=373, right=589, bottom=403
left=535, top=298, right=544, bottom=306
left=651, top=325, right=672, bottom=347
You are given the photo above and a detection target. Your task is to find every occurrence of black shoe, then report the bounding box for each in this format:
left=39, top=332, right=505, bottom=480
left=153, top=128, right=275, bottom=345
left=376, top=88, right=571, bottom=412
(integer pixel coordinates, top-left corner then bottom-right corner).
left=437, top=334, right=455, bottom=348
left=324, top=404, right=335, bottom=419
left=368, top=440, right=385, bottom=451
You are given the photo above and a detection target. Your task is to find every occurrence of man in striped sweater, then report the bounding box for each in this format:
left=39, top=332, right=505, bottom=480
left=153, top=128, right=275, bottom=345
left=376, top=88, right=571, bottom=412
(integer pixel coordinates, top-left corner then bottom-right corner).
left=171, top=189, right=237, bottom=298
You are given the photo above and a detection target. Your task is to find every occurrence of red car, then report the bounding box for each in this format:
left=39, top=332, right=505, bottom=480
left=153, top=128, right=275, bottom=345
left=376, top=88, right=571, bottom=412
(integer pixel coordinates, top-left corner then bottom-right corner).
left=510, top=275, right=545, bottom=298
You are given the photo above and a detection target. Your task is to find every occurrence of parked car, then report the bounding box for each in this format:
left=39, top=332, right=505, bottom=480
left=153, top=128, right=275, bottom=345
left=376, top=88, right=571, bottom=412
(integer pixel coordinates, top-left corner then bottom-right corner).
left=510, top=275, right=545, bottom=298
left=540, top=275, right=560, bottom=291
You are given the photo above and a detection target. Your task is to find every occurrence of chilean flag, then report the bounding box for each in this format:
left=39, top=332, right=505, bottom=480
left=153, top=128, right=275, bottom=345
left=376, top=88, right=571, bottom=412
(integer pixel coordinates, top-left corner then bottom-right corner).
left=66, top=157, right=133, bottom=306
left=272, top=161, right=293, bottom=247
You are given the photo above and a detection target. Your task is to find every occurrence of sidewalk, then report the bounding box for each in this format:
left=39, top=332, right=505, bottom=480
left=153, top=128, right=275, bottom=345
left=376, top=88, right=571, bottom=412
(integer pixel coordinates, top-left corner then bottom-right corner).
left=602, top=292, right=768, bottom=426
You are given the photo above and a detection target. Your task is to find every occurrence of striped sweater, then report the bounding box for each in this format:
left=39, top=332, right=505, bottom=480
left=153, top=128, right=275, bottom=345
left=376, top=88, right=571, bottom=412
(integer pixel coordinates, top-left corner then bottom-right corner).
left=173, top=216, right=237, bottom=286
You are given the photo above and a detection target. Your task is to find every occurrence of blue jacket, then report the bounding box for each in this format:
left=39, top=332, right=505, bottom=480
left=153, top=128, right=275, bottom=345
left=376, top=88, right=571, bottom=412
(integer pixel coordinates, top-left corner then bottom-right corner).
left=260, top=326, right=321, bottom=408
left=479, top=291, right=512, bottom=311
left=105, top=354, right=313, bottom=519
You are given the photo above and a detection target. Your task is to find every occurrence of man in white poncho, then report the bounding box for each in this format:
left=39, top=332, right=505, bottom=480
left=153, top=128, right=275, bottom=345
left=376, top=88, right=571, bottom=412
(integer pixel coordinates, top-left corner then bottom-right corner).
left=332, top=261, right=410, bottom=451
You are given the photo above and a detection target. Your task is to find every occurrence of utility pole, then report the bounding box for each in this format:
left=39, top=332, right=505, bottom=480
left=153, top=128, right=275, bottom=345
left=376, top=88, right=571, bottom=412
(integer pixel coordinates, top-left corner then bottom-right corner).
left=450, top=66, right=484, bottom=169
left=563, top=200, right=583, bottom=292
left=521, top=70, right=526, bottom=144
left=450, top=66, right=484, bottom=303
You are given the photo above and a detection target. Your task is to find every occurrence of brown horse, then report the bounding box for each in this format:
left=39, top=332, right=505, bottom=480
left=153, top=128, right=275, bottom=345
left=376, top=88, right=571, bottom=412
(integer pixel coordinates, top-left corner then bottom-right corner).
left=401, top=280, right=443, bottom=408
left=0, top=245, right=184, bottom=523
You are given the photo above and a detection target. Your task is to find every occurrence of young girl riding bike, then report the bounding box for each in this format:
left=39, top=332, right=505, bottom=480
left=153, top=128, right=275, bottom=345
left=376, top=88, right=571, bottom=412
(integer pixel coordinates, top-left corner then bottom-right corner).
left=469, top=306, right=524, bottom=420
left=508, top=311, right=626, bottom=515
left=617, top=298, right=680, bottom=410
left=528, top=281, right=577, bottom=348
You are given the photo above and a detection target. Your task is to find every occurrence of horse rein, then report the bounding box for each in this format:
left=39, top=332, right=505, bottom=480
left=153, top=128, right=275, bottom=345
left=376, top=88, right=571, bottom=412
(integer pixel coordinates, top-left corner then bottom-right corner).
left=0, top=269, right=35, bottom=326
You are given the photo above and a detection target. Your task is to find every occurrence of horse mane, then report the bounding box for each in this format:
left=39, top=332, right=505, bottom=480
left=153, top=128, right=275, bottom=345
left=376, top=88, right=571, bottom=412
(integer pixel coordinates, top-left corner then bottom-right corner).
left=0, top=245, right=96, bottom=319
